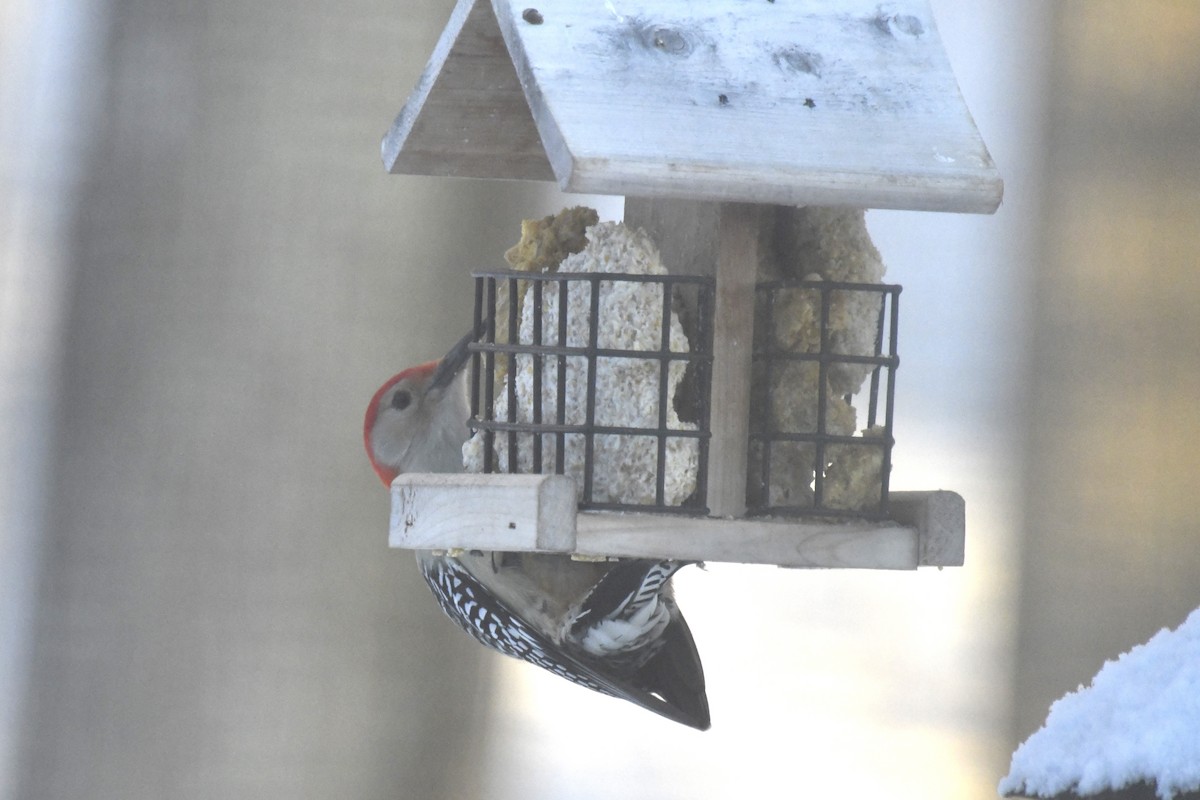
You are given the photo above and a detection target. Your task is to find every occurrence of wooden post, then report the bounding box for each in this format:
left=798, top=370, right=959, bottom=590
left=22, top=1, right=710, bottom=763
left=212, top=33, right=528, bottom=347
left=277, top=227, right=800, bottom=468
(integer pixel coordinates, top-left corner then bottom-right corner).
left=625, top=199, right=766, bottom=518
left=706, top=204, right=762, bottom=517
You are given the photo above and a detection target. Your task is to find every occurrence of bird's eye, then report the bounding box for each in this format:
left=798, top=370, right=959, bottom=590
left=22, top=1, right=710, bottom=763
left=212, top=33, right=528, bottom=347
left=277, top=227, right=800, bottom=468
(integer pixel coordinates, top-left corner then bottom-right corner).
left=391, top=390, right=412, bottom=411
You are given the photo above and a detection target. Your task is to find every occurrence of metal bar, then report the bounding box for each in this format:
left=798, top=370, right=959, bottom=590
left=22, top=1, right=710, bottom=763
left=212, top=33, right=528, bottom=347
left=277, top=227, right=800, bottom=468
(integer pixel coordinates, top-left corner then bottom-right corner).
left=472, top=270, right=714, bottom=287
left=755, top=278, right=902, bottom=293
left=742, top=279, right=901, bottom=518
left=582, top=277, right=601, bottom=504
left=692, top=283, right=713, bottom=514
left=483, top=277, right=497, bottom=473
left=471, top=341, right=706, bottom=360
left=532, top=279, right=543, bottom=473
left=747, top=430, right=875, bottom=445
left=760, top=284, right=777, bottom=511
left=474, top=420, right=710, bottom=438
left=880, top=287, right=901, bottom=516
left=750, top=350, right=898, bottom=367
left=656, top=284, right=671, bottom=506
left=556, top=278, right=568, bottom=474
left=506, top=277, right=519, bottom=471
left=576, top=501, right=710, bottom=515
left=470, top=277, right=483, bottom=426
left=813, top=284, right=831, bottom=509
left=866, top=285, right=888, bottom=428
left=472, top=273, right=896, bottom=300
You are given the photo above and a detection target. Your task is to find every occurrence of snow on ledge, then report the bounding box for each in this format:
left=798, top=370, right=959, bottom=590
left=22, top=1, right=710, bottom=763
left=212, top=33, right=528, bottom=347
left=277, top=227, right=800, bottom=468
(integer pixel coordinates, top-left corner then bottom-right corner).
left=1000, top=606, right=1200, bottom=800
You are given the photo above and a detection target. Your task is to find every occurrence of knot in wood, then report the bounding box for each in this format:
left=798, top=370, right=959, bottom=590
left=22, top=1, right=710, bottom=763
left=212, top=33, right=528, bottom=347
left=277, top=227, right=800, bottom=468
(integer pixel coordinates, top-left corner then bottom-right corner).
left=773, top=47, right=823, bottom=77
left=634, top=21, right=691, bottom=55
left=871, top=11, right=924, bottom=38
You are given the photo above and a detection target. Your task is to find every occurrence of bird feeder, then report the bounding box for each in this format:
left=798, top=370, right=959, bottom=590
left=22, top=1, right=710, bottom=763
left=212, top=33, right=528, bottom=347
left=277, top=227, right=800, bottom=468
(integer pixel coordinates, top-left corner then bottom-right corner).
left=382, top=0, right=1001, bottom=569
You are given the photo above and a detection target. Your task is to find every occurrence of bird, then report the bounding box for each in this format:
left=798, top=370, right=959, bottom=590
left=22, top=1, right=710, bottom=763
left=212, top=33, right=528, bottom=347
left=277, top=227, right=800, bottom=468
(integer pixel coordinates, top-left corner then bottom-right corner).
left=363, top=329, right=710, bottom=729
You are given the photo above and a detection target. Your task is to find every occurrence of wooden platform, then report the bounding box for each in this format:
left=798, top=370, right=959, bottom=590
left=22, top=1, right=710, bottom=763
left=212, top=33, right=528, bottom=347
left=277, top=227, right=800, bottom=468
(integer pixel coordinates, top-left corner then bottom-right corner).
left=388, top=473, right=964, bottom=569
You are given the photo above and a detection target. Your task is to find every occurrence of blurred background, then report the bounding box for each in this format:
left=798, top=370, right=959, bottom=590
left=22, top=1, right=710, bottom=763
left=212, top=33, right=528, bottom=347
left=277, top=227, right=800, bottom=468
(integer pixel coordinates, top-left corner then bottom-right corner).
left=2, top=1, right=1198, bottom=798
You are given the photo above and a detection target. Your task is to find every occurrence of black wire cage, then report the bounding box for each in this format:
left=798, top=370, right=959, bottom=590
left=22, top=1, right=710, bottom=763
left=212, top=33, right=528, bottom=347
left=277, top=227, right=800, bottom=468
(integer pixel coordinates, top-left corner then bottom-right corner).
left=465, top=270, right=900, bottom=521
left=748, top=279, right=901, bottom=519
left=467, top=269, right=715, bottom=514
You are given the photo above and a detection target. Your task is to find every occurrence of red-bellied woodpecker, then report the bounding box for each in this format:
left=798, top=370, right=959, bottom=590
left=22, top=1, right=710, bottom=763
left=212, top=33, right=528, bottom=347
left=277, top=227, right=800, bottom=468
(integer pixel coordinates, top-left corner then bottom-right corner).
left=364, top=331, right=710, bottom=729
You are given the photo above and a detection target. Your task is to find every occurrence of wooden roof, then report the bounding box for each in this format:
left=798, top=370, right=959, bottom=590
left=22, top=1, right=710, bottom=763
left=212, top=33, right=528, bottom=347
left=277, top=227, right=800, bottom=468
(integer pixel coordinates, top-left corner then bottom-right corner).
left=384, top=0, right=1002, bottom=212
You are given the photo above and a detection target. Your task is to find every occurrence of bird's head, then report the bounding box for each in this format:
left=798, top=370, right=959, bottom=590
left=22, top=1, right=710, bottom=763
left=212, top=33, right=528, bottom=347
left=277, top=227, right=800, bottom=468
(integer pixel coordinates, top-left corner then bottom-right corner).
left=363, top=331, right=476, bottom=484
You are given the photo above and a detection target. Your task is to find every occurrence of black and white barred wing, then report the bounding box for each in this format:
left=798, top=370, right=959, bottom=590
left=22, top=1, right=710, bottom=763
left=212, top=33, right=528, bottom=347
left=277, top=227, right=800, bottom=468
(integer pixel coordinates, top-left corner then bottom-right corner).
left=420, top=556, right=709, bottom=730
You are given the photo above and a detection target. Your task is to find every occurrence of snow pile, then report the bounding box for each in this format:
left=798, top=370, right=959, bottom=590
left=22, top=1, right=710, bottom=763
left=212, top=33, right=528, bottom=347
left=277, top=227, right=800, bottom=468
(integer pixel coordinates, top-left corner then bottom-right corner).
left=1000, top=605, right=1200, bottom=800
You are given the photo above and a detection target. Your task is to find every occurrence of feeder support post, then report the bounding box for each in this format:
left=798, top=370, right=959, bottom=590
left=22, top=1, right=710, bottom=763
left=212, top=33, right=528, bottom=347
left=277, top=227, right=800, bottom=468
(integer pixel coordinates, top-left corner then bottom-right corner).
left=707, top=203, right=764, bottom=516
left=625, top=199, right=767, bottom=517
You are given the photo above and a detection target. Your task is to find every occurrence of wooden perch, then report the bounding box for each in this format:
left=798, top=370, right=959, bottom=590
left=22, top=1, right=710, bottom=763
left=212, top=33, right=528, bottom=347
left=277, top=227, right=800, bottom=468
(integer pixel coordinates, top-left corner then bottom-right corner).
left=389, top=473, right=964, bottom=569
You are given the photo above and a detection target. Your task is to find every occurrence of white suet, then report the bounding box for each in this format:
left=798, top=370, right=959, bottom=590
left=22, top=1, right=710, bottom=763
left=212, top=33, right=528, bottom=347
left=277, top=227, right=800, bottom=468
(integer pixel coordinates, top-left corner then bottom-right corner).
left=465, top=221, right=699, bottom=506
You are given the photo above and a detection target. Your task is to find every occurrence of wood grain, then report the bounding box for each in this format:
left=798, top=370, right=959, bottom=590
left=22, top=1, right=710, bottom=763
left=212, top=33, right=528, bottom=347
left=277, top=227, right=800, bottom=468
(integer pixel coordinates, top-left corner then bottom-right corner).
left=389, top=473, right=577, bottom=551
left=705, top=203, right=763, bottom=516
left=382, top=0, right=554, bottom=180
left=890, top=489, right=966, bottom=567
left=388, top=476, right=965, bottom=569
left=574, top=511, right=919, bottom=569
left=491, top=0, right=1002, bottom=211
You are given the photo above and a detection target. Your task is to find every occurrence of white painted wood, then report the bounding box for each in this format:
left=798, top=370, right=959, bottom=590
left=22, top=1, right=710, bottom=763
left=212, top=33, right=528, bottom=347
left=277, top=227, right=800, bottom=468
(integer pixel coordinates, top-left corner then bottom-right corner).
left=705, top=203, right=763, bottom=516
left=389, top=473, right=577, bottom=551
left=890, top=489, right=966, bottom=567
left=574, top=512, right=919, bottom=569
left=382, top=0, right=554, bottom=180
left=387, top=474, right=964, bottom=569
left=491, top=0, right=1001, bottom=212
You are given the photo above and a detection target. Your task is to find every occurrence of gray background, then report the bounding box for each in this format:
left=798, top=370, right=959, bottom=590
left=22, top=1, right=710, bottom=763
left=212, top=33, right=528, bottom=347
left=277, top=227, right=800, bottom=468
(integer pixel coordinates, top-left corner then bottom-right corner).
left=2, top=1, right=1198, bottom=798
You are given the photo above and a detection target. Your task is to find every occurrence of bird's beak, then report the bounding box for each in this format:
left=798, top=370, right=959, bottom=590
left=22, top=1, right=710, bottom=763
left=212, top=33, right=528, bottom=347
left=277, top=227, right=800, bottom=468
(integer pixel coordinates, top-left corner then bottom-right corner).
left=428, top=322, right=483, bottom=392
